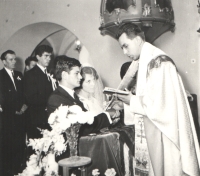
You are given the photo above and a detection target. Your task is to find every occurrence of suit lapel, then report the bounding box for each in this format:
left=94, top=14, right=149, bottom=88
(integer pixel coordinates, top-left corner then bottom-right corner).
left=57, top=86, right=85, bottom=109
left=32, top=65, right=52, bottom=92
left=2, top=68, right=16, bottom=91
left=35, top=65, right=53, bottom=91
left=14, top=71, right=23, bottom=91
left=57, top=86, right=75, bottom=102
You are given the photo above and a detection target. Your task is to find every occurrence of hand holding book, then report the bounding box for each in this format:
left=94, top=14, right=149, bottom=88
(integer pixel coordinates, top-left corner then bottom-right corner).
left=104, top=88, right=132, bottom=110
left=103, top=87, right=129, bottom=95
left=115, top=90, right=132, bottom=105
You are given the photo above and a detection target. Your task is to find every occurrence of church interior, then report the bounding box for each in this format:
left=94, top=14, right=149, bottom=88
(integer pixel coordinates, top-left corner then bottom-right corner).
left=0, top=0, right=200, bottom=175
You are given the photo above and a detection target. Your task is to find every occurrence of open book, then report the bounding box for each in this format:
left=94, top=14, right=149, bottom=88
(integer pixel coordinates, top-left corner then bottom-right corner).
left=103, top=87, right=129, bottom=95
left=103, top=60, right=139, bottom=110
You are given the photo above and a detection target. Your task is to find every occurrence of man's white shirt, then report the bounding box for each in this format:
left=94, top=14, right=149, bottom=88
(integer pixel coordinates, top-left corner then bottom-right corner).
left=59, top=84, right=112, bottom=124
left=4, top=67, right=16, bottom=90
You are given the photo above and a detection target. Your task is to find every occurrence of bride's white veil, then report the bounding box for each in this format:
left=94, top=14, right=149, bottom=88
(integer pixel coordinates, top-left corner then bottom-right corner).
left=78, top=45, right=105, bottom=108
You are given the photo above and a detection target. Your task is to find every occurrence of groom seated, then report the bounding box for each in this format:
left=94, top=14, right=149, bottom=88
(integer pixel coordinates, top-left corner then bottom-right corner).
left=47, top=55, right=116, bottom=137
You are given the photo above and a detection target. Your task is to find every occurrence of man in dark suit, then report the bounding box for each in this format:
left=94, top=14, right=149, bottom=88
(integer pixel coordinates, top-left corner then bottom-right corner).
left=0, top=50, right=26, bottom=176
left=24, top=45, right=54, bottom=140
left=47, top=55, right=115, bottom=137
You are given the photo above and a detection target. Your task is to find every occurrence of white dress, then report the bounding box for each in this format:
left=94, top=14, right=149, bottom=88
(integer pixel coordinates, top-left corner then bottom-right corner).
left=78, top=95, right=103, bottom=116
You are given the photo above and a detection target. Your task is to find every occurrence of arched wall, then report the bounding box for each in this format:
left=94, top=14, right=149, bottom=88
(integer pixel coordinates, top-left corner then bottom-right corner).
left=0, top=0, right=127, bottom=88
left=0, top=22, right=66, bottom=71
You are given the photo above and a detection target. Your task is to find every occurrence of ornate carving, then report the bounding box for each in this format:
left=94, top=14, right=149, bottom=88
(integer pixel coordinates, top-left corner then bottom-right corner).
left=99, top=0, right=175, bottom=43
left=197, top=0, right=200, bottom=32
left=142, top=3, right=151, bottom=17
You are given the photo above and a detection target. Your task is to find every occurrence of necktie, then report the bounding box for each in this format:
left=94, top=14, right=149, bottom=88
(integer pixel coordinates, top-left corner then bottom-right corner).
left=74, top=92, right=79, bottom=101
left=11, top=70, right=17, bottom=91
left=11, top=70, right=14, bottom=77
left=44, top=69, right=50, bottom=81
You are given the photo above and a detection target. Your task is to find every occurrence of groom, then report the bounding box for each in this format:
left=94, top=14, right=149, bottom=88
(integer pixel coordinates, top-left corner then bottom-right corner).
left=47, top=55, right=115, bottom=136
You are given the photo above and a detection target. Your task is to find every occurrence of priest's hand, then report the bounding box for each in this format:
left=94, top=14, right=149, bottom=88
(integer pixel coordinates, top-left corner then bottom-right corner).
left=0, top=105, right=2, bottom=112
left=110, top=100, right=124, bottom=110
left=114, top=89, right=132, bottom=105
left=106, top=108, right=117, bottom=117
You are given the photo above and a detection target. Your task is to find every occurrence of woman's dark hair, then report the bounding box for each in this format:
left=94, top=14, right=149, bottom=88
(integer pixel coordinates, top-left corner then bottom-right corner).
left=120, top=61, right=132, bottom=79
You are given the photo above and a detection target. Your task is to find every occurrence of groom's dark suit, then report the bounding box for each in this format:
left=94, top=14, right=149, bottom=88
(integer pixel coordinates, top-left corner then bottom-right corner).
left=24, top=65, right=53, bottom=139
left=0, top=68, right=26, bottom=175
left=47, top=86, right=110, bottom=136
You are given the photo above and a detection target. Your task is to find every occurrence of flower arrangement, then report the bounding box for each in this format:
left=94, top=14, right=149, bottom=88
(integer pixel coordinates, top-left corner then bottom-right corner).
left=17, top=105, right=95, bottom=176
left=70, top=168, right=116, bottom=176
left=92, top=168, right=116, bottom=176
left=94, top=168, right=116, bottom=176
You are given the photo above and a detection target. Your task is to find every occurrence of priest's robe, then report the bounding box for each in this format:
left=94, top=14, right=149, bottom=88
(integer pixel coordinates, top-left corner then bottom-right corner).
left=130, top=42, right=200, bottom=176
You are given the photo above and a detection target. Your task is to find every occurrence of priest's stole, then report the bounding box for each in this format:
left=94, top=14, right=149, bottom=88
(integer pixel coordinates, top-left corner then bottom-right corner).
left=135, top=115, right=150, bottom=176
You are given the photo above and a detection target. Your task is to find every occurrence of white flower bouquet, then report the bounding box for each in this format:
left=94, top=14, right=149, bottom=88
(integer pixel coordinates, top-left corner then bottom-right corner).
left=70, top=168, right=116, bottom=176
left=17, top=153, right=42, bottom=176
left=92, top=168, right=116, bottom=176
left=17, top=104, right=95, bottom=176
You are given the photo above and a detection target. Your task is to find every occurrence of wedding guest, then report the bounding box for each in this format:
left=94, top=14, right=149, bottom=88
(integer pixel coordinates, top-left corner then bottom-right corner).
left=24, top=45, right=54, bottom=140
left=114, top=23, right=200, bottom=175
left=24, top=56, right=38, bottom=72
left=23, top=56, right=38, bottom=136
left=0, top=50, right=26, bottom=175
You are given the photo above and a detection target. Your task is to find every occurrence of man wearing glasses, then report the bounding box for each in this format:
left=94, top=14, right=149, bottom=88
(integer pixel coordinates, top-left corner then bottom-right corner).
left=24, top=45, right=54, bottom=139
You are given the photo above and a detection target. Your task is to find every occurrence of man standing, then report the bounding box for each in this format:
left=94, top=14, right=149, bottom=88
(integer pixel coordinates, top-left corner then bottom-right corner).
left=24, top=45, right=54, bottom=139
left=114, top=23, right=200, bottom=175
left=0, top=50, right=26, bottom=175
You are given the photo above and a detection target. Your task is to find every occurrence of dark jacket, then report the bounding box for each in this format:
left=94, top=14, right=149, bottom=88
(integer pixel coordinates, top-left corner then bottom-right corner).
left=24, top=65, right=53, bottom=126
left=0, top=68, right=24, bottom=114
left=47, top=86, right=110, bottom=136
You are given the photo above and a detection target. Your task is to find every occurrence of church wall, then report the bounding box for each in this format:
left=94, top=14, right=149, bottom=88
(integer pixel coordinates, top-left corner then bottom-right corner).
left=154, top=0, right=200, bottom=125
left=0, top=0, right=199, bottom=125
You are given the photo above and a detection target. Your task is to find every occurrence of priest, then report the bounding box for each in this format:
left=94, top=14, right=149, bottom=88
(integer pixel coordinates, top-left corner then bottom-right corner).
left=113, top=23, right=200, bottom=176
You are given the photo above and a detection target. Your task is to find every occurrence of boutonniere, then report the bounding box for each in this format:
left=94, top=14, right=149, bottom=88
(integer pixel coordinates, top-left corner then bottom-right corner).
left=47, top=74, right=57, bottom=90
left=17, top=76, right=21, bottom=80
left=47, top=74, right=56, bottom=83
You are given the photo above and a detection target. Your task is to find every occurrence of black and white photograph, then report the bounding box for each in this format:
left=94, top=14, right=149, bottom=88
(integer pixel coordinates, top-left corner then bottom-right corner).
left=0, top=0, right=199, bottom=176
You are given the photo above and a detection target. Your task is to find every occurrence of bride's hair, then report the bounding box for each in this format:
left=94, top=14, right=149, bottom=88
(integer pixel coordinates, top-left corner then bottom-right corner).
left=81, top=66, right=99, bottom=81
left=75, top=66, right=99, bottom=91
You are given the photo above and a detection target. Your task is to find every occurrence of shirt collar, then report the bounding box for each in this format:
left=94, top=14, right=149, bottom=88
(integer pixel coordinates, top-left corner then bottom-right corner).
left=4, top=67, right=13, bottom=75
left=59, top=84, right=75, bottom=99
left=37, top=63, right=46, bottom=73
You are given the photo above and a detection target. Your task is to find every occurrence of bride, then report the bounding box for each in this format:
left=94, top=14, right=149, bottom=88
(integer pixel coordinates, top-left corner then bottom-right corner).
left=75, top=66, right=105, bottom=116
